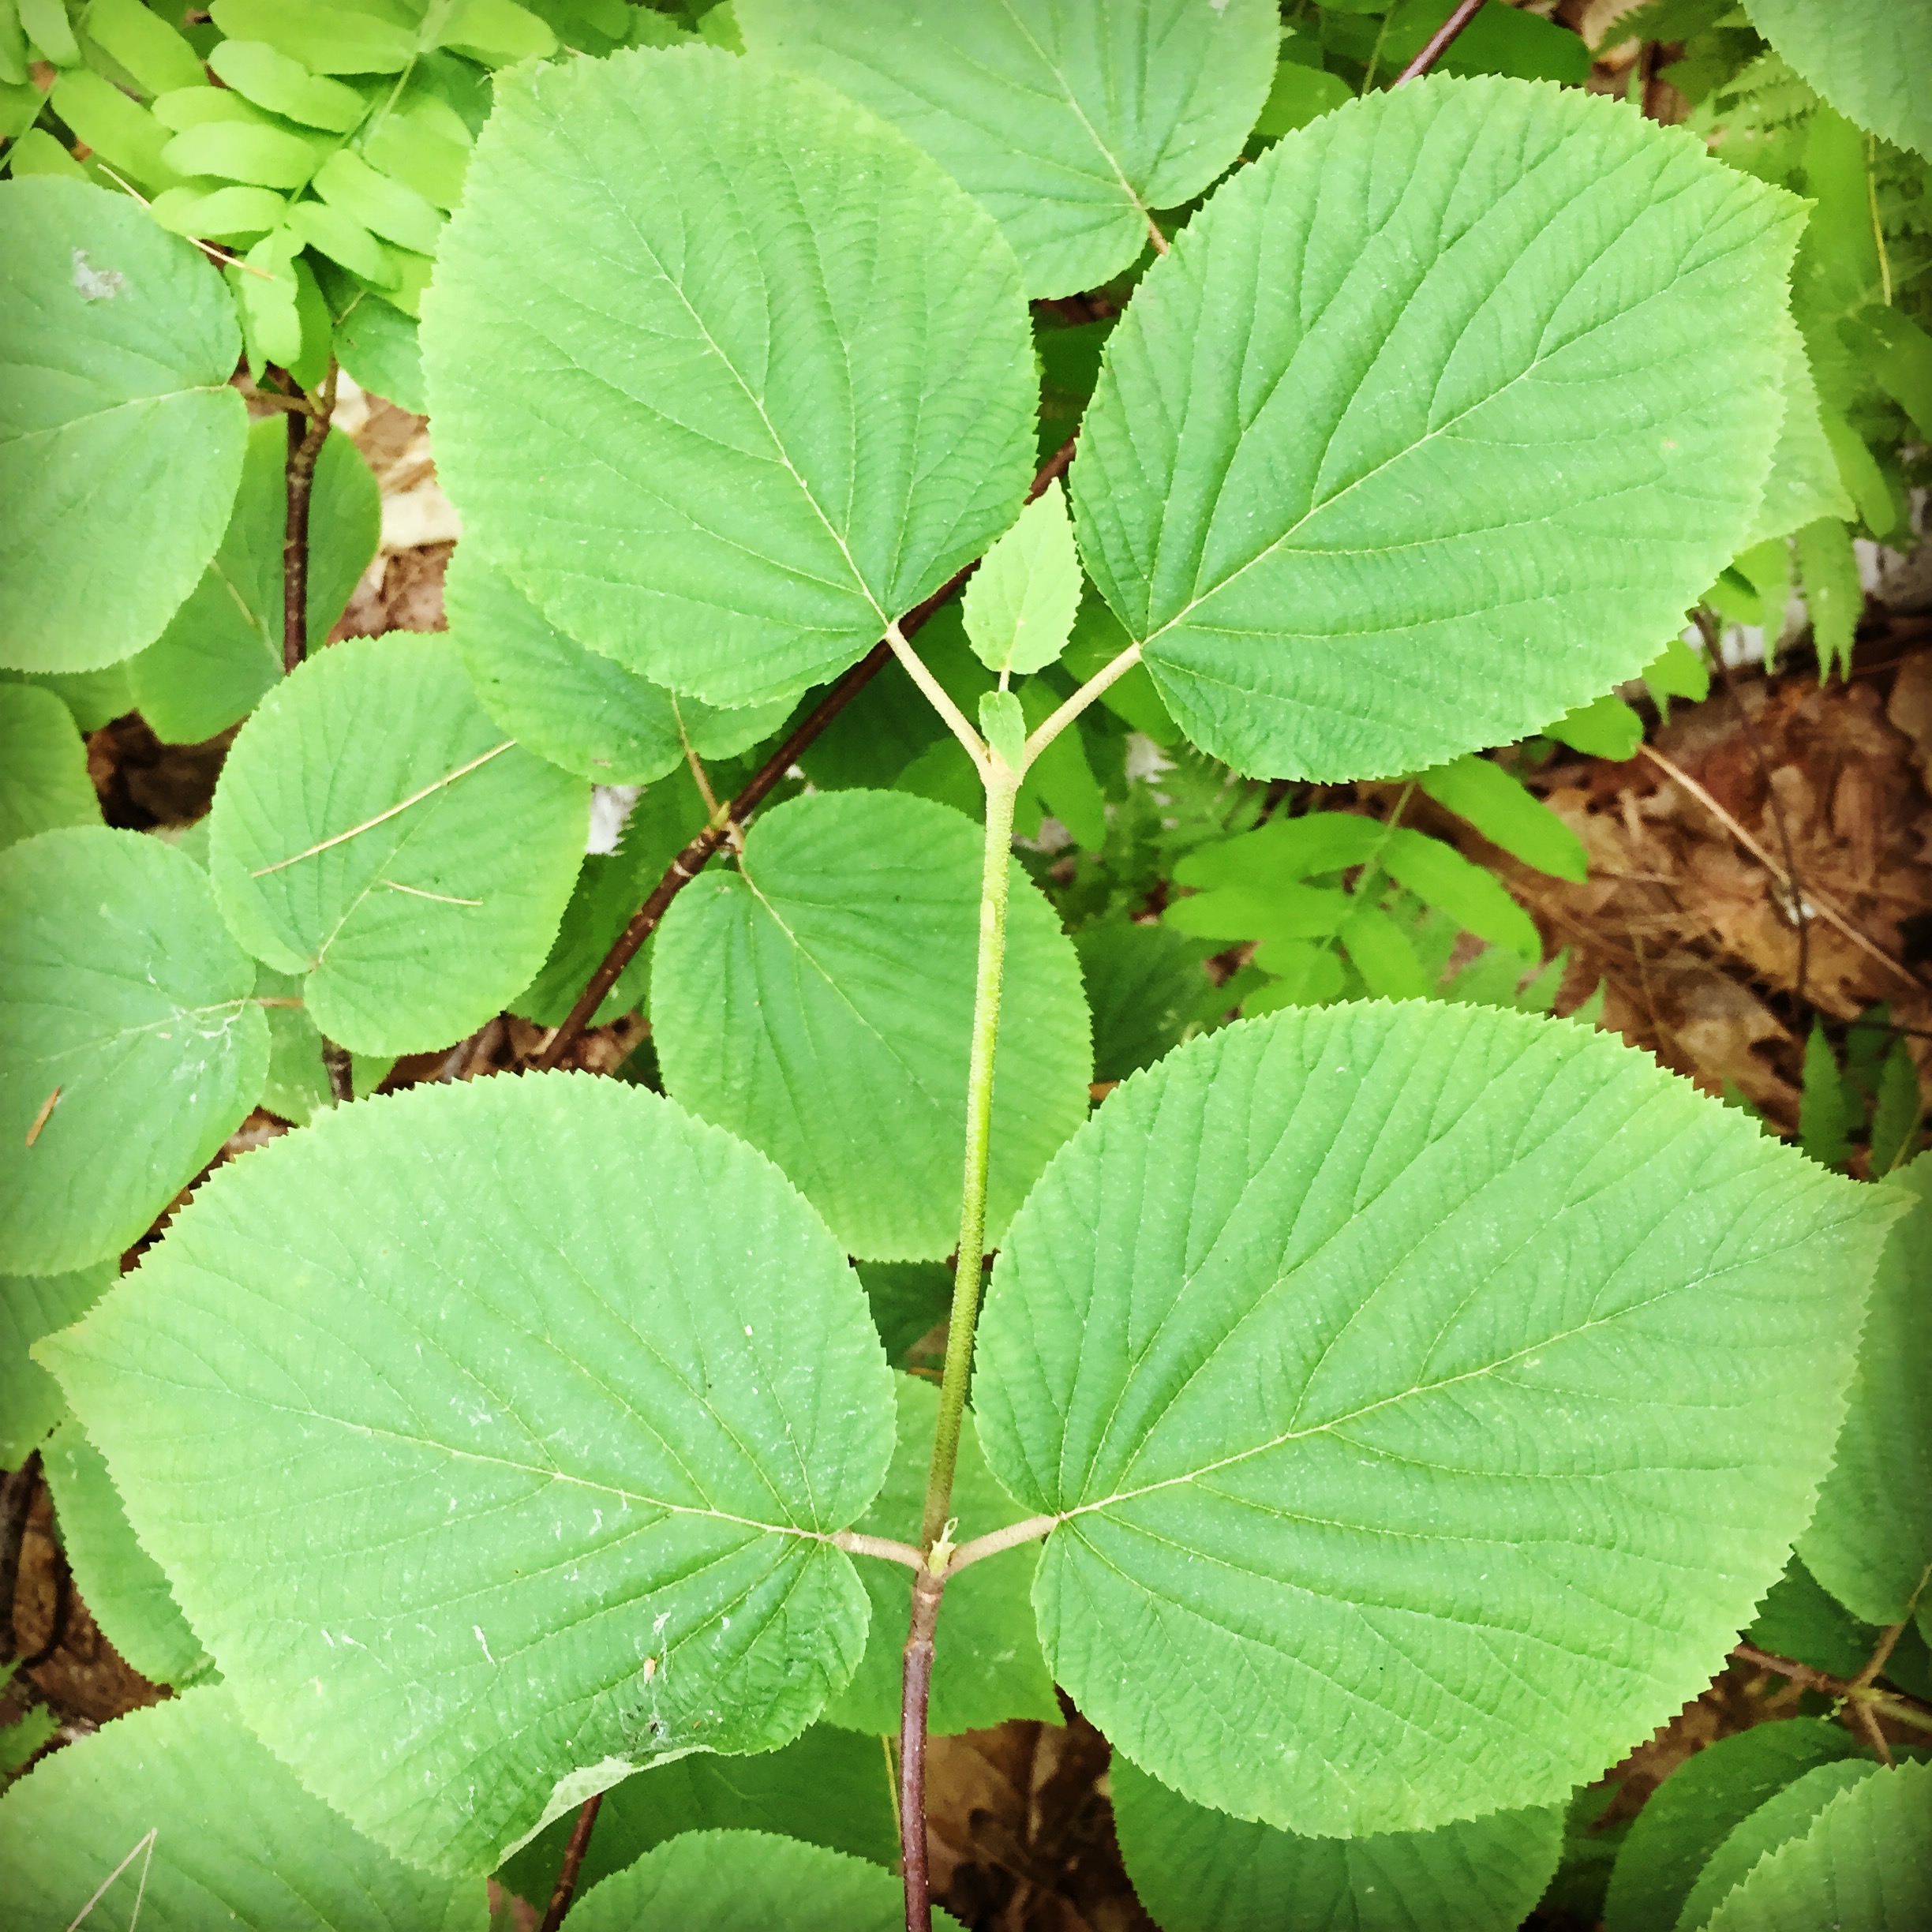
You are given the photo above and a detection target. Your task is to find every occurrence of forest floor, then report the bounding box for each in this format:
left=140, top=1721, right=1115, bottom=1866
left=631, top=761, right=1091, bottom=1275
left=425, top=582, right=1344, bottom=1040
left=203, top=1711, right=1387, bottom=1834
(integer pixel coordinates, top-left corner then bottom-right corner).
left=6, top=388, right=1929, bottom=1930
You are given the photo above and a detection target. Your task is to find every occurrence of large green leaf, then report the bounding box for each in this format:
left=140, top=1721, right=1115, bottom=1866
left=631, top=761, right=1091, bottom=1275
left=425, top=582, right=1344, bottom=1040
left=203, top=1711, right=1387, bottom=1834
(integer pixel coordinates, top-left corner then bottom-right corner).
left=43, top=1417, right=212, bottom=1687
left=447, top=546, right=788, bottom=786
left=0, top=178, right=248, bottom=673
left=0, top=1261, right=112, bottom=1463
left=1602, top=1718, right=1862, bottom=1932
left=0, top=681, right=101, bottom=848
left=650, top=790, right=1091, bottom=1260
left=825, top=1376, right=1058, bottom=1737
left=1069, top=77, right=1803, bottom=780
left=1679, top=1760, right=1879, bottom=1932
left=1112, top=1758, right=1563, bottom=1932
left=39, top=1075, right=898, bottom=1874
left=496, top=1725, right=897, bottom=1905
left=737, top=0, right=1277, bottom=299
left=422, top=46, right=1036, bottom=711
left=1799, top=1156, right=1932, bottom=1627
left=1743, top=1, right=1932, bottom=163
left=0, top=828, right=268, bottom=1275
left=1703, top=1759, right=1931, bottom=1932
left=1746, top=310, right=1854, bottom=547
left=129, top=417, right=380, bottom=745
left=972, top=1004, right=1893, bottom=1837
left=207, top=633, right=588, bottom=1056
left=567, top=1829, right=949, bottom=1932
left=0, top=1688, right=489, bottom=1931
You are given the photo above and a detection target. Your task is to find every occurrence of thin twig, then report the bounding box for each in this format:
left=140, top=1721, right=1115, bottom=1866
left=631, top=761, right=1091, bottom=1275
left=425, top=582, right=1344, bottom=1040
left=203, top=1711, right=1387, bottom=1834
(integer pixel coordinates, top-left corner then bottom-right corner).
left=1698, top=619, right=1810, bottom=1003
left=1394, top=0, right=1484, bottom=84
left=1638, top=744, right=1921, bottom=990
left=900, top=1571, right=945, bottom=1932
left=537, top=1792, right=603, bottom=1932
left=283, top=361, right=339, bottom=675
left=1731, top=1643, right=1932, bottom=1737
left=534, top=438, right=1080, bottom=1073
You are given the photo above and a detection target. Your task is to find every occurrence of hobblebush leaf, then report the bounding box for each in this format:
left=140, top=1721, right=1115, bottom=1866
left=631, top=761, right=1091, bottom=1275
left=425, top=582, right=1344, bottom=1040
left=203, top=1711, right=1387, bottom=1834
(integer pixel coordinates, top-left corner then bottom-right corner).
left=207, top=634, right=588, bottom=1057
left=962, top=478, right=1083, bottom=678
left=0, top=829, right=269, bottom=1275
left=447, top=547, right=786, bottom=786
left=0, top=1261, right=112, bottom=1463
left=567, top=1829, right=951, bottom=1932
left=859, top=1263, right=952, bottom=1369
left=1799, top=1156, right=1932, bottom=1626
left=39, top=1075, right=898, bottom=1874
left=0, top=178, right=248, bottom=674
left=737, top=0, right=1277, bottom=299
left=1603, top=1719, right=1863, bottom=1932
left=826, top=1376, right=1058, bottom=1738
left=1742, top=0, right=1932, bottom=163
left=43, top=1418, right=212, bottom=1687
left=496, top=1725, right=897, bottom=1906
left=0, top=661, right=136, bottom=732
left=1679, top=1761, right=1881, bottom=1932
left=1703, top=1759, right=1931, bottom=1932
left=650, top=790, right=1092, bottom=1260
left=421, top=46, right=1035, bottom=711
left=0, top=682, right=101, bottom=848
left=1069, top=77, right=1803, bottom=781
left=1111, top=1758, right=1564, bottom=1932
left=0, top=1689, right=489, bottom=1930
left=1747, top=1556, right=1885, bottom=1684
left=972, top=1004, right=1893, bottom=1837
left=129, top=417, right=380, bottom=745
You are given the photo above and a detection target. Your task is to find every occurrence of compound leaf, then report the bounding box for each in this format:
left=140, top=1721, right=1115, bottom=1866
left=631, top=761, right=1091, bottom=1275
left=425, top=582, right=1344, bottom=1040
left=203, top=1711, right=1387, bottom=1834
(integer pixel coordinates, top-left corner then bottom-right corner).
left=206, top=634, right=587, bottom=1057
left=1417, top=755, right=1587, bottom=883
left=973, top=1004, right=1893, bottom=1836
left=0, top=1688, right=489, bottom=1930
left=422, top=46, right=1035, bottom=711
left=43, top=1417, right=212, bottom=1687
left=129, top=416, right=380, bottom=745
left=737, top=0, right=1278, bottom=298
left=496, top=1725, right=897, bottom=1906
left=39, top=1075, right=898, bottom=1875
left=825, top=1376, right=1058, bottom=1738
left=1703, top=1759, right=1932, bottom=1932
left=0, top=1260, right=112, bottom=1464
left=1070, top=77, right=1803, bottom=780
left=447, top=546, right=785, bottom=786
left=566, top=1829, right=950, bottom=1932
left=1742, top=0, right=1932, bottom=162
left=1112, top=1757, right=1563, bottom=1932
left=650, top=790, right=1091, bottom=1260
left=0, top=178, right=247, bottom=673
left=0, top=828, right=268, bottom=1275
left=0, top=682, right=101, bottom=848
left=1799, top=1156, right=1932, bottom=1626
left=1381, top=826, right=1542, bottom=957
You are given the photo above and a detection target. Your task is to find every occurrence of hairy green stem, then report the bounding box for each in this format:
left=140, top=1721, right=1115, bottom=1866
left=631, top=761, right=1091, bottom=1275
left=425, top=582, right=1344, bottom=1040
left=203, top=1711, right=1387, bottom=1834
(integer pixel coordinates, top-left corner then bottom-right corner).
left=919, top=758, right=1021, bottom=1554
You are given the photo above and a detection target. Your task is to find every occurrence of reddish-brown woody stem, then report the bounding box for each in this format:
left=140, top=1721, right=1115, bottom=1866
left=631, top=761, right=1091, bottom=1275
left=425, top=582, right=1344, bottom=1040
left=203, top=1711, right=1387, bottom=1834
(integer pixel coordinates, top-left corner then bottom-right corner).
left=537, top=1792, right=604, bottom=1932
left=899, top=1569, right=945, bottom=1932
left=282, top=365, right=338, bottom=676
left=1395, top=0, right=1485, bottom=84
